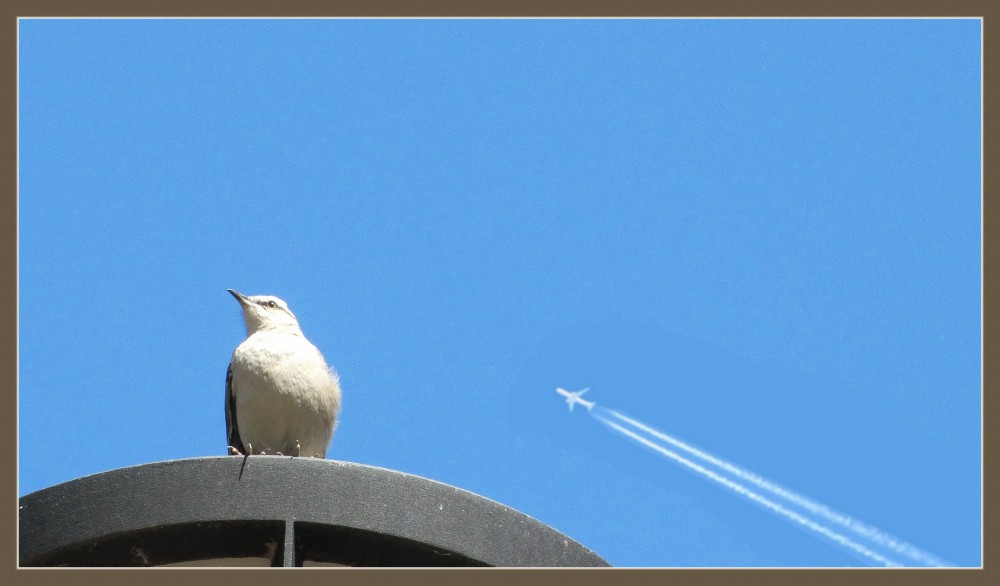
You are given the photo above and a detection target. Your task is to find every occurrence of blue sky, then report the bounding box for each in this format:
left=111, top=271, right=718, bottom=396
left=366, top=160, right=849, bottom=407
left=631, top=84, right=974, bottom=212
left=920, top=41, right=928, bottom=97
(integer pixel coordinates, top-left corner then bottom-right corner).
left=18, top=18, right=980, bottom=567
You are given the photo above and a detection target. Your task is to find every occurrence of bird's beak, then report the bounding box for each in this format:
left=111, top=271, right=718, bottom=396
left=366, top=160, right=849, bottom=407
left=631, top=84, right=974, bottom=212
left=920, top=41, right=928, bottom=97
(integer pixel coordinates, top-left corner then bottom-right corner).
left=227, top=289, right=249, bottom=304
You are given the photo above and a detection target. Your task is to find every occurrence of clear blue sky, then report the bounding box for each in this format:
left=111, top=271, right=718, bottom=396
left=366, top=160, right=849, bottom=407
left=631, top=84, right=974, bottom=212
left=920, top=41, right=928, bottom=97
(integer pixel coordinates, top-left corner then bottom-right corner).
left=18, top=18, right=981, bottom=567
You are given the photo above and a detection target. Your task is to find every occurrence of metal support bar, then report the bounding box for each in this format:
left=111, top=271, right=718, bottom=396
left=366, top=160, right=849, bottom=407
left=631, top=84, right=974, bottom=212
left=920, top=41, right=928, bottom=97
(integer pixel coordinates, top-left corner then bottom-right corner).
left=282, top=520, right=296, bottom=567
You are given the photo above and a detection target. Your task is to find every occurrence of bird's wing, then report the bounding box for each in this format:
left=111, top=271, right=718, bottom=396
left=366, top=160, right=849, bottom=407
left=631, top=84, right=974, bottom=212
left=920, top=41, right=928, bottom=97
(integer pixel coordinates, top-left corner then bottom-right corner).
left=225, top=363, right=245, bottom=454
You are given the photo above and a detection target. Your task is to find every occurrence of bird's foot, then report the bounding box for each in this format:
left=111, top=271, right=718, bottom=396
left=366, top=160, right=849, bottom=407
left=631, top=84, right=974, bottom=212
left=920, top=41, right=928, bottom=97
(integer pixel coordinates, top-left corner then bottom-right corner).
left=292, top=440, right=301, bottom=458
left=228, top=446, right=243, bottom=456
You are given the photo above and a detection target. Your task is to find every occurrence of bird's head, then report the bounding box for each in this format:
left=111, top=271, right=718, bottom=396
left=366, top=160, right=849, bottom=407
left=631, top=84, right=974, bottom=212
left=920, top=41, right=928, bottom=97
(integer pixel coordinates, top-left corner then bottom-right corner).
left=228, top=289, right=301, bottom=335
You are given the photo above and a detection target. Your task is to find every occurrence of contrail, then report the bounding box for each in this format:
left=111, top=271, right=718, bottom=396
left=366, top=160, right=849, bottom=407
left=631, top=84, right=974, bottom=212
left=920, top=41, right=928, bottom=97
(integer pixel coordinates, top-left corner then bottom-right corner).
left=594, top=414, right=904, bottom=567
left=602, top=408, right=952, bottom=567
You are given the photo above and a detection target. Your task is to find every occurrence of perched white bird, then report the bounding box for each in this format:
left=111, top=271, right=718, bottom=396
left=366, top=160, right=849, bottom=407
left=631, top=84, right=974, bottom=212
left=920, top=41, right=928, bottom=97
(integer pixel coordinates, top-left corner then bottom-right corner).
left=226, top=290, right=341, bottom=458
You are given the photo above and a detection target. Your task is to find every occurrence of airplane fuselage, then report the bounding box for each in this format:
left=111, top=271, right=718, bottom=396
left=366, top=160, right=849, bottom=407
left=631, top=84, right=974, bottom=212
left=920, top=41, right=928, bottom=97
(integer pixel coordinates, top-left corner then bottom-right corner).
left=556, top=387, right=596, bottom=412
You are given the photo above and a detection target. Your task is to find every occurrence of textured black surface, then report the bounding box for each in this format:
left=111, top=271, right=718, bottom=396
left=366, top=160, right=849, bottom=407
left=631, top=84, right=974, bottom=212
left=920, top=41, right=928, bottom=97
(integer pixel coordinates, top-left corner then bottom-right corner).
left=19, top=457, right=610, bottom=567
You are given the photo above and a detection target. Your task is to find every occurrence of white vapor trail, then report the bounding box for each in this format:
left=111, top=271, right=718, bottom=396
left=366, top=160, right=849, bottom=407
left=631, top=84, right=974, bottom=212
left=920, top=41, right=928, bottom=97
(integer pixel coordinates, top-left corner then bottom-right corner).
left=589, top=407, right=953, bottom=567
left=594, top=414, right=903, bottom=567
left=603, top=409, right=952, bottom=568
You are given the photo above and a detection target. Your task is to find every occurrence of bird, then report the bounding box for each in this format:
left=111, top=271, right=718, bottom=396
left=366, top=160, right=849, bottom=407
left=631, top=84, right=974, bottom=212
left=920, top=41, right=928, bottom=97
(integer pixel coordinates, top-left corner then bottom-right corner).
left=225, top=289, right=341, bottom=458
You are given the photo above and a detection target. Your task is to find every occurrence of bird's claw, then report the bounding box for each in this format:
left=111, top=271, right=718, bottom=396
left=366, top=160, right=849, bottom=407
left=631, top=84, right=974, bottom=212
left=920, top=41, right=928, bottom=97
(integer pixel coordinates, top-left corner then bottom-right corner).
left=228, top=442, right=315, bottom=459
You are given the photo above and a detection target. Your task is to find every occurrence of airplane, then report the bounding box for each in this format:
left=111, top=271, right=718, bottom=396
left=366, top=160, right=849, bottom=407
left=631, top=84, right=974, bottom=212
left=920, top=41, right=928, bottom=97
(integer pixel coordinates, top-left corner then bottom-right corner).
left=556, top=387, right=595, bottom=412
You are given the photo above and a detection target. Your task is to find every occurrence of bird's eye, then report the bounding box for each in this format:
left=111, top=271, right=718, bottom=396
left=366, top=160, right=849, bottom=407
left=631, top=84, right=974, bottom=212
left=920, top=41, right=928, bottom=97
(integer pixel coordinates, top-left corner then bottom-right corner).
left=267, top=301, right=277, bottom=308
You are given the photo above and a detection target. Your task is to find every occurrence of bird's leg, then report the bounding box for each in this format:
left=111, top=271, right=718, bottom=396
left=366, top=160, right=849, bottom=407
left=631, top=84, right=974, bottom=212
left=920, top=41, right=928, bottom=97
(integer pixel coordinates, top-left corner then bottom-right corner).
left=228, top=446, right=243, bottom=456
left=247, top=443, right=253, bottom=456
left=293, top=440, right=301, bottom=458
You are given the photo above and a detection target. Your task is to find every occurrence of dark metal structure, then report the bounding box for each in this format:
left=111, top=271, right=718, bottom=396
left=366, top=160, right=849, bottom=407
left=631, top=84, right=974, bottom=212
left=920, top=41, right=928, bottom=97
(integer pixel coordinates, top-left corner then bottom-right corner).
left=18, top=457, right=610, bottom=567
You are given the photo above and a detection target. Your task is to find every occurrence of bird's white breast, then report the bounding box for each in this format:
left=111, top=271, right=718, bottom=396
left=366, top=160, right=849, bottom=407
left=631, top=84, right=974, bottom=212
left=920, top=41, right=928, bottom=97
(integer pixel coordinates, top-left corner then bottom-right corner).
left=230, top=330, right=341, bottom=457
